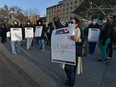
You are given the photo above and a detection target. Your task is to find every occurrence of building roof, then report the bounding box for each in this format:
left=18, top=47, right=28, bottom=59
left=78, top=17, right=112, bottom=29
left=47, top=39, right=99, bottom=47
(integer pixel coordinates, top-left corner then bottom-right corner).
left=47, top=3, right=63, bottom=9
left=73, top=0, right=116, bottom=19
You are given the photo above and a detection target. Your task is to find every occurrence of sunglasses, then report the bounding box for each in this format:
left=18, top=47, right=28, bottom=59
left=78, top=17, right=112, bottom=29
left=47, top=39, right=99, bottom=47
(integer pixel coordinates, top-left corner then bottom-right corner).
left=70, top=22, right=74, bottom=24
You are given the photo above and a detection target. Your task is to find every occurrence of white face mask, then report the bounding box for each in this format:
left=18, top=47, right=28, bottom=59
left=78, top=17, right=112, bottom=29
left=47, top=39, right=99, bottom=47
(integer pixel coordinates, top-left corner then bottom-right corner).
left=14, top=22, right=17, bottom=25
left=27, top=22, right=30, bottom=25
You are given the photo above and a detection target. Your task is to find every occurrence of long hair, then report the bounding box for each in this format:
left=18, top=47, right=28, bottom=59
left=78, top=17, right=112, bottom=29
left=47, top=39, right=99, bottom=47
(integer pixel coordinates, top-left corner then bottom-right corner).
left=105, top=16, right=112, bottom=24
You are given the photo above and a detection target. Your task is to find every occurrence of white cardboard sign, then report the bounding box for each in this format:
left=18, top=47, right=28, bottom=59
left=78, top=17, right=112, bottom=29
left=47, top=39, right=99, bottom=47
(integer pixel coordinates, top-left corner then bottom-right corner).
left=51, top=27, right=76, bottom=65
left=88, top=28, right=100, bottom=42
left=10, top=28, right=22, bottom=41
left=25, top=27, right=34, bottom=38
left=34, top=26, right=42, bottom=37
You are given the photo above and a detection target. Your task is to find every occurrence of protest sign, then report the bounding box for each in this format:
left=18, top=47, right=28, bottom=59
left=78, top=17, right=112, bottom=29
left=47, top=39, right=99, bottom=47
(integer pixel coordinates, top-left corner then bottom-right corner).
left=7, top=31, right=10, bottom=37
left=88, top=28, right=100, bottom=42
left=51, top=27, right=76, bottom=65
left=34, top=26, right=42, bottom=37
left=25, top=27, right=34, bottom=38
left=10, top=28, right=22, bottom=41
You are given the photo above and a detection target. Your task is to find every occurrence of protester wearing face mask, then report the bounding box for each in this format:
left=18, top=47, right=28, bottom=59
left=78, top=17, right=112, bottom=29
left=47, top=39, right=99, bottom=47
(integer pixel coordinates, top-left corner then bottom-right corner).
left=98, top=16, right=113, bottom=64
left=24, top=20, right=34, bottom=50
left=34, top=20, right=46, bottom=51
left=10, top=21, right=22, bottom=55
left=64, top=17, right=82, bottom=86
left=85, top=19, right=101, bottom=54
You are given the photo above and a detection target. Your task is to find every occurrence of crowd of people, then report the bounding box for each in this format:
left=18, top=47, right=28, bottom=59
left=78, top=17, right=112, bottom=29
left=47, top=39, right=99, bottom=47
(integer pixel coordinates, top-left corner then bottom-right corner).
left=84, top=16, right=115, bottom=64
left=0, top=15, right=116, bottom=86
left=0, top=19, right=54, bottom=54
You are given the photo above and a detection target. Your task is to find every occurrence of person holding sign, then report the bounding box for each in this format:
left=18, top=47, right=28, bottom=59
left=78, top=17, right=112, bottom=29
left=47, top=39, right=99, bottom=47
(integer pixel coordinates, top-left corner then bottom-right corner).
left=24, top=20, right=34, bottom=50
left=35, top=20, right=46, bottom=51
left=53, top=16, right=86, bottom=86
left=86, top=19, right=101, bottom=54
left=10, top=21, right=22, bottom=55
left=64, top=17, right=83, bottom=86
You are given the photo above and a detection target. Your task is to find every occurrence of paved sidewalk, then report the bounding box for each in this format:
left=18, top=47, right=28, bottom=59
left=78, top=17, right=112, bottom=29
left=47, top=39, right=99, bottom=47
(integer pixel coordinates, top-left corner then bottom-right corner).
left=0, top=43, right=116, bottom=87
left=0, top=43, right=58, bottom=87
left=0, top=47, right=39, bottom=87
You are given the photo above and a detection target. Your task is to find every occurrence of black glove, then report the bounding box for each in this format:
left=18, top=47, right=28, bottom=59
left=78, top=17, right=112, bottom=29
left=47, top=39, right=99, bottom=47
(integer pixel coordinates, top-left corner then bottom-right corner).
left=102, top=41, right=105, bottom=46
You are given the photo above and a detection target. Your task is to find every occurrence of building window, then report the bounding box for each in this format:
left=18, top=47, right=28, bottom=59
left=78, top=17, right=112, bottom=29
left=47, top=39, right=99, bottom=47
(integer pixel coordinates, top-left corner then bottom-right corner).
left=67, top=8, right=69, bottom=10
left=75, top=1, right=77, bottom=3
left=71, top=2, right=73, bottom=5
left=67, top=3, right=69, bottom=5
left=63, top=4, right=65, bottom=7
left=70, top=7, right=73, bottom=9
left=63, top=8, right=65, bottom=11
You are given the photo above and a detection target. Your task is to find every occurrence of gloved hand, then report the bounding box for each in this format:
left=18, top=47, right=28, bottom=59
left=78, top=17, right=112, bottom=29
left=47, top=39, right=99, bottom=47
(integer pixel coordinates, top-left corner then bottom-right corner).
left=102, top=41, right=105, bottom=46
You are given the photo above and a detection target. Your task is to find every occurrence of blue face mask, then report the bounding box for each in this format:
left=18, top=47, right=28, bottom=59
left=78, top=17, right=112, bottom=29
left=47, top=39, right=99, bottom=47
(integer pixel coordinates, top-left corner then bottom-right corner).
left=68, top=23, right=75, bottom=29
left=102, top=20, right=107, bottom=24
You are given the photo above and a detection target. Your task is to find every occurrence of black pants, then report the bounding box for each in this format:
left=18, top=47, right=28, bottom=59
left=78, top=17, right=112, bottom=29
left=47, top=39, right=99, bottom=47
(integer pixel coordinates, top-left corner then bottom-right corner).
left=64, top=61, right=77, bottom=84
left=1, top=35, right=6, bottom=43
left=107, top=42, right=113, bottom=58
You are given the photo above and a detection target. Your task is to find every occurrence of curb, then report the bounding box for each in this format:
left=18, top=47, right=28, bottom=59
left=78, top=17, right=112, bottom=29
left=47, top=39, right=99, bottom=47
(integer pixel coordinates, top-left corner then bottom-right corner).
left=0, top=44, right=58, bottom=87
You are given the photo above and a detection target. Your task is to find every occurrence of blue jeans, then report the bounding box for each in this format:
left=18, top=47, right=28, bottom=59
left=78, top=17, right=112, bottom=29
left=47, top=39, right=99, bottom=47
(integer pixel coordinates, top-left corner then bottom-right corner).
left=26, top=38, right=33, bottom=50
left=11, top=41, right=21, bottom=54
left=88, top=42, right=97, bottom=54
left=39, top=39, right=45, bottom=50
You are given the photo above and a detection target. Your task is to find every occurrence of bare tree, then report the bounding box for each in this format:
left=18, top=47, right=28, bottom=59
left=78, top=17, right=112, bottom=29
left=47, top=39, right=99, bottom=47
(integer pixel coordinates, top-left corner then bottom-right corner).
left=9, top=6, right=23, bottom=17
left=24, top=8, right=40, bottom=16
left=0, top=5, right=40, bottom=24
left=0, top=5, right=9, bottom=23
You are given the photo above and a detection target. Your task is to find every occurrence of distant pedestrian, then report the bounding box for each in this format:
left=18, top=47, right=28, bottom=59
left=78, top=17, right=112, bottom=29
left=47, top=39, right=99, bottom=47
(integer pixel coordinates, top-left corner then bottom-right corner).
left=35, top=20, right=46, bottom=51
left=24, top=20, right=34, bottom=50
left=46, top=22, right=54, bottom=46
left=0, top=23, right=7, bottom=43
left=87, top=19, right=101, bottom=54
left=10, top=21, right=22, bottom=55
left=98, top=16, right=112, bottom=64
left=106, top=17, right=114, bottom=59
